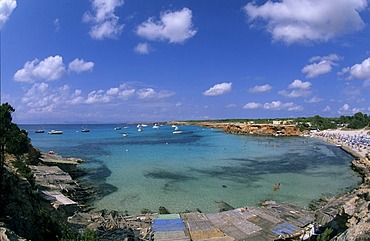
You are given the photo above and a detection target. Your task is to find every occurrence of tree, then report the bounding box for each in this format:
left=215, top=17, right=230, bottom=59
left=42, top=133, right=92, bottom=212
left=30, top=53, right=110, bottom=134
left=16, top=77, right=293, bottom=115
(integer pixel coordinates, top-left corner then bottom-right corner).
left=0, top=103, right=31, bottom=207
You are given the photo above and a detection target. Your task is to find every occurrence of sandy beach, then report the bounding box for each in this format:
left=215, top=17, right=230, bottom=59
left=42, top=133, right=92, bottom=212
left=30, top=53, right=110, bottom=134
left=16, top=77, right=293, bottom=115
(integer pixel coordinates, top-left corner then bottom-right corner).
left=310, top=128, right=370, bottom=158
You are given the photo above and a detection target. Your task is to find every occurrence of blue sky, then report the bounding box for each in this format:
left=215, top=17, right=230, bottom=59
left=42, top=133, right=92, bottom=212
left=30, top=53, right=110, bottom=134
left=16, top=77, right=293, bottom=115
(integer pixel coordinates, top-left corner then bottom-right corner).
left=1, top=0, right=370, bottom=124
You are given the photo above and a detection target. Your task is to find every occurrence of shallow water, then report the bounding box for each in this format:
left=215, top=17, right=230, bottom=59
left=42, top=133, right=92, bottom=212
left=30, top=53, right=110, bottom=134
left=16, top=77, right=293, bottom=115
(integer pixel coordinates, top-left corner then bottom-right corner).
left=22, top=124, right=362, bottom=214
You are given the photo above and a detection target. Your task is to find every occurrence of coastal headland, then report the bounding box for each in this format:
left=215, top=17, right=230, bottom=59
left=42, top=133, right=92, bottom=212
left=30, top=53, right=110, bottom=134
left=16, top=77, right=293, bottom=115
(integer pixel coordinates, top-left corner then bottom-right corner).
left=169, top=121, right=302, bottom=136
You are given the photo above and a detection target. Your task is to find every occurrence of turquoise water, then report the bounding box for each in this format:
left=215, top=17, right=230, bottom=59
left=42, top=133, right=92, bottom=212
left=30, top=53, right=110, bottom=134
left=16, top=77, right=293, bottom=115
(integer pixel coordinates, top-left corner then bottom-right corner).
left=21, top=124, right=362, bottom=214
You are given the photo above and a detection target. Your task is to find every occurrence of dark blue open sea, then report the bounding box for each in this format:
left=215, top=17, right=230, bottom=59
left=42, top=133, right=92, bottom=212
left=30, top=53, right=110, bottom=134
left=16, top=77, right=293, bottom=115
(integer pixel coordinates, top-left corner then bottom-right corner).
left=21, top=124, right=361, bottom=214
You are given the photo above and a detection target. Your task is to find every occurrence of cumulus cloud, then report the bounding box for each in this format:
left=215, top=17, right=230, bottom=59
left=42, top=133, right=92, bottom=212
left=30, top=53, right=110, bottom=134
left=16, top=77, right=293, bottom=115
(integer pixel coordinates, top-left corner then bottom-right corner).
left=136, top=8, right=197, bottom=44
left=21, top=83, right=67, bottom=113
left=336, top=104, right=364, bottom=115
left=244, top=0, right=367, bottom=44
left=279, top=79, right=312, bottom=98
left=83, top=0, right=124, bottom=40
left=68, top=58, right=95, bottom=73
left=243, top=102, right=262, bottom=109
left=203, top=82, right=232, bottom=96
left=288, top=79, right=311, bottom=89
left=134, top=42, right=151, bottom=54
left=263, top=100, right=302, bottom=111
left=86, top=90, right=111, bottom=104
left=249, top=84, right=272, bottom=93
left=137, top=88, right=174, bottom=100
left=343, top=57, right=370, bottom=80
left=302, top=54, right=342, bottom=78
left=0, top=0, right=16, bottom=29
left=14, top=55, right=66, bottom=82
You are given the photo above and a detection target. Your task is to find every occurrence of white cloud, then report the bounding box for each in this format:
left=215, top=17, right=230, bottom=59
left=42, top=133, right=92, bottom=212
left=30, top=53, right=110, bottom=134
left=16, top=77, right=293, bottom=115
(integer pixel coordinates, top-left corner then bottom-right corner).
left=118, top=89, right=136, bottom=100
left=134, top=42, right=151, bottom=54
left=106, top=87, right=119, bottom=96
left=323, top=106, right=331, bottom=112
left=136, top=8, right=197, bottom=44
left=302, top=54, right=342, bottom=78
left=279, top=79, right=312, bottom=98
left=83, top=0, right=124, bottom=40
left=249, top=84, right=272, bottom=93
left=86, top=90, right=111, bottom=104
left=14, top=55, right=66, bottom=82
left=54, top=18, right=60, bottom=32
left=68, top=58, right=95, bottom=73
left=0, top=0, right=16, bottom=29
left=243, top=102, right=262, bottom=109
left=203, top=82, right=232, bottom=96
left=305, top=97, right=323, bottom=103
left=347, top=57, right=370, bottom=80
left=302, top=61, right=332, bottom=78
left=288, top=79, right=311, bottom=89
left=244, top=0, right=367, bottom=44
left=21, top=82, right=62, bottom=113
left=338, top=103, right=350, bottom=114
left=69, top=89, right=84, bottom=105
left=263, top=101, right=302, bottom=111
left=226, top=104, right=237, bottom=108
left=136, top=88, right=175, bottom=100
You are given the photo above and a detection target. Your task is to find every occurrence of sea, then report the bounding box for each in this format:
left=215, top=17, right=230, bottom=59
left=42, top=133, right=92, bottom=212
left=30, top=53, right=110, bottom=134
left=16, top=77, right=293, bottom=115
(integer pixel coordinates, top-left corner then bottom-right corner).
left=20, top=124, right=362, bottom=214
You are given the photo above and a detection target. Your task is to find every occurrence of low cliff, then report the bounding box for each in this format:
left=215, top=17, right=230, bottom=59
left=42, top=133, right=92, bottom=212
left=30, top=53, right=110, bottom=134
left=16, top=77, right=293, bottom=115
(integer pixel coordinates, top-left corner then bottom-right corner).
left=189, top=122, right=302, bottom=136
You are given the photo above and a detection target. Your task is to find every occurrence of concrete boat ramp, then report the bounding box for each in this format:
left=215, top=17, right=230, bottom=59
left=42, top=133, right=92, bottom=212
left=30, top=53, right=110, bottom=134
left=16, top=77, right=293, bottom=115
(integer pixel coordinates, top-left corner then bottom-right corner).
left=152, top=202, right=315, bottom=241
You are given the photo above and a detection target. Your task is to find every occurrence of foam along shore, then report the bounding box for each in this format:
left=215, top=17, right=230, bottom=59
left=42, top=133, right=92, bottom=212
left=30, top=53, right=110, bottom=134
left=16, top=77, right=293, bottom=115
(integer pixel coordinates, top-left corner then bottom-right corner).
left=310, top=128, right=370, bottom=158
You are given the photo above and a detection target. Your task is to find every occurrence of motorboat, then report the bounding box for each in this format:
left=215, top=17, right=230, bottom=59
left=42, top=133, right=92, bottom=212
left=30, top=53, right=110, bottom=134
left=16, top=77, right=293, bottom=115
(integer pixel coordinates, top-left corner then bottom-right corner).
left=48, top=130, right=63, bottom=134
left=35, top=129, right=45, bottom=133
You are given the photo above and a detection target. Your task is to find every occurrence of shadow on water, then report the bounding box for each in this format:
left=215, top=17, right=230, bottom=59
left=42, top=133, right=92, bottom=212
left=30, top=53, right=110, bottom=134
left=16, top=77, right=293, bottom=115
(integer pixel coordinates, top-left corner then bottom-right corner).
left=143, top=168, right=197, bottom=192
left=190, top=145, right=354, bottom=184
left=78, top=158, right=119, bottom=200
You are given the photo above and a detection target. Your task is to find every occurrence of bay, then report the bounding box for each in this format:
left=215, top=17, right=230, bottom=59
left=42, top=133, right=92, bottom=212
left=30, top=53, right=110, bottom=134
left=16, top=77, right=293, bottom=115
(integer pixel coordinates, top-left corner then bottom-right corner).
left=21, top=124, right=362, bottom=214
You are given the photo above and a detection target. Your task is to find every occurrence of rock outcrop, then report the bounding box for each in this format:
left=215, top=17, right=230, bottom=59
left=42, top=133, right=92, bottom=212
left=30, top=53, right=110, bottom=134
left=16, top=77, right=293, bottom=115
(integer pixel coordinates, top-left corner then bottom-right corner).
left=313, top=152, right=370, bottom=240
left=186, top=121, right=302, bottom=136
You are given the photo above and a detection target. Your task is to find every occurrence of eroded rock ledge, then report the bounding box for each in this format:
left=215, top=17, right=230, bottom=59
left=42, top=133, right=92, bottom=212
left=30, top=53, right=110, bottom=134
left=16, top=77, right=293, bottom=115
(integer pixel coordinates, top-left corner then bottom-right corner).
left=172, top=121, right=302, bottom=136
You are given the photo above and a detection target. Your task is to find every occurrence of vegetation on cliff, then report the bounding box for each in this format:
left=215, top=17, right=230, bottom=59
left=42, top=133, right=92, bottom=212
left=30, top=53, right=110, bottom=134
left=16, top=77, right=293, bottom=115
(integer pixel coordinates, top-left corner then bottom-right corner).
left=182, top=112, right=369, bottom=131
left=0, top=103, right=98, bottom=241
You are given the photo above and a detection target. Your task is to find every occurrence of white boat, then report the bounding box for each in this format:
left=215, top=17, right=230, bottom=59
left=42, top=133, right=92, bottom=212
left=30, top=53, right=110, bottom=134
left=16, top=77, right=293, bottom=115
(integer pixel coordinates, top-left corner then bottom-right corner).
left=48, top=130, right=63, bottom=134
left=173, top=130, right=183, bottom=134
left=81, top=124, right=90, bottom=132
left=114, top=127, right=121, bottom=130
left=152, top=124, right=160, bottom=129
left=141, top=124, right=148, bottom=127
left=123, top=133, right=128, bottom=137
left=171, top=124, right=177, bottom=128
left=137, top=127, right=142, bottom=132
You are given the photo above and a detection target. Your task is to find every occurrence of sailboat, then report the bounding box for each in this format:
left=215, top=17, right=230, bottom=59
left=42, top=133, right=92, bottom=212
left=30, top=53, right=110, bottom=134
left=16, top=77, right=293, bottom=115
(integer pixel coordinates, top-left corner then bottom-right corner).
left=81, top=121, right=90, bottom=132
left=35, top=120, right=45, bottom=133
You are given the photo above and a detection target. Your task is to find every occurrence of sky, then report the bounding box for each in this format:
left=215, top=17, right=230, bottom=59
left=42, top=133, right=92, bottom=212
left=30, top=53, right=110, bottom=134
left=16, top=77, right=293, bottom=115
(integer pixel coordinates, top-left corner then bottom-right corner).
left=1, top=0, right=370, bottom=124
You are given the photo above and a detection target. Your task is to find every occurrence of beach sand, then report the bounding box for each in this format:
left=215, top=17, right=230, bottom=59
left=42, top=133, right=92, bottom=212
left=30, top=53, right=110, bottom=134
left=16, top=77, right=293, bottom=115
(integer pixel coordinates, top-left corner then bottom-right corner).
left=310, top=128, right=370, bottom=158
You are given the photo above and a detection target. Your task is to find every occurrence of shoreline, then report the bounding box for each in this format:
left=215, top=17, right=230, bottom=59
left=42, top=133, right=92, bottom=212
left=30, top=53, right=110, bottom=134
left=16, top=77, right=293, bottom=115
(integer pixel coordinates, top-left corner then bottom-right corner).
left=32, top=124, right=370, bottom=240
